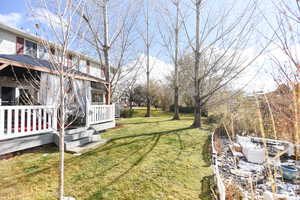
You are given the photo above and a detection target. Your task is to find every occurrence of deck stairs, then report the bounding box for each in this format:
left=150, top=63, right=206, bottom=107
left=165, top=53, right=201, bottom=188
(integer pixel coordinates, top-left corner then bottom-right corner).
left=54, top=127, right=106, bottom=153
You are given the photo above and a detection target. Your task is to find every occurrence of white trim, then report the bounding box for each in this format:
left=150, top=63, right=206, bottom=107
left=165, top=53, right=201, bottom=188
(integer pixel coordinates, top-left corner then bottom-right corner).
left=0, top=105, right=57, bottom=140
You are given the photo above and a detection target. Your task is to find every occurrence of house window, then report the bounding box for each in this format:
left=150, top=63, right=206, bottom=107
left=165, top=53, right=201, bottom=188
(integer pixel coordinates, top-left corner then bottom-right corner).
left=1, top=87, right=16, bottom=105
left=68, top=54, right=73, bottom=67
left=86, top=60, right=90, bottom=73
left=91, top=90, right=104, bottom=105
left=50, top=47, right=55, bottom=55
left=25, top=40, right=37, bottom=57
left=38, top=44, right=48, bottom=60
left=16, top=37, right=24, bottom=54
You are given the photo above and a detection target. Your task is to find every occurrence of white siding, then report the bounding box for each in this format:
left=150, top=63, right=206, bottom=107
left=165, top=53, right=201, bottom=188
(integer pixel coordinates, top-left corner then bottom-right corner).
left=90, top=66, right=102, bottom=78
left=0, top=29, right=16, bottom=54
left=79, top=59, right=86, bottom=73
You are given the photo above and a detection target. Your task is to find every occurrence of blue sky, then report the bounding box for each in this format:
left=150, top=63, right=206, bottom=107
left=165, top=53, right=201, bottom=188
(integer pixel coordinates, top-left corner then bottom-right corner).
left=0, top=0, right=31, bottom=30
left=0, top=0, right=295, bottom=93
left=0, top=1, right=26, bottom=14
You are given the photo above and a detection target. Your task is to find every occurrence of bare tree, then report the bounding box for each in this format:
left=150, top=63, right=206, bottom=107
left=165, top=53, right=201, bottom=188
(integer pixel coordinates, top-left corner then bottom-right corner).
left=79, top=0, right=141, bottom=105
left=261, top=0, right=300, bottom=159
left=28, top=0, right=87, bottom=199
left=156, top=0, right=182, bottom=120
left=182, top=0, right=265, bottom=128
left=143, top=0, right=152, bottom=117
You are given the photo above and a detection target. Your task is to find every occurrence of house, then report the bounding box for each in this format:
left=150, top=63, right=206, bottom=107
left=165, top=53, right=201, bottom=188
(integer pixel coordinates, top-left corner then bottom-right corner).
left=0, top=23, right=115, bottom=155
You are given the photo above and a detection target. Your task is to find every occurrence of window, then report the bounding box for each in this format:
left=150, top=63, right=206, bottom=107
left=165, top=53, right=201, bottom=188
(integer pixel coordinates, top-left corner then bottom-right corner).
left=38, top=45, right=48, bottom=60
left=91, top=90, right=104, bottom=105
left=50, top=47, right=55, bottom=55
left=16, top=37, right=24, bottom=54
left=25, top=40, right=37, bottom=57
left=68, top=54, right=73, bottom=67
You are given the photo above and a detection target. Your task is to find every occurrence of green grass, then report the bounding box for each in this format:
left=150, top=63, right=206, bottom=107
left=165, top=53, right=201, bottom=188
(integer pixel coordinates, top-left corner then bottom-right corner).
left=0, top=109, right=213, bottom=200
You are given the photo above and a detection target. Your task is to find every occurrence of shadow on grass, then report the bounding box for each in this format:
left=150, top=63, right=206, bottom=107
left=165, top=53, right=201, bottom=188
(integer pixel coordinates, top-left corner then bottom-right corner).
left=124, top=119, right=172, bottom=125
left=107, top=127, right=191, bottom=142
left=199, top=175, right=214, bottom=200
left=87, top=134, right=162, bottom=200
left=0, top=126, right=192, bottom=193
left=201, top=135, right=212, bottom=167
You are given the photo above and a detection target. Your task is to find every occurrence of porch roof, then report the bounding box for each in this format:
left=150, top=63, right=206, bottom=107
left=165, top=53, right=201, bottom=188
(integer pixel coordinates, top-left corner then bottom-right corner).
left=0, top=54, right=107, bottom=84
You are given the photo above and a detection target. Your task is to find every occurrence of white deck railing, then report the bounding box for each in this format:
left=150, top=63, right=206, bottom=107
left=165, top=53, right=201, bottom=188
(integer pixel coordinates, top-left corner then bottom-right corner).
left=88, top=104, right=115, bottom=125
left=0, top=105, right=57, bottom=140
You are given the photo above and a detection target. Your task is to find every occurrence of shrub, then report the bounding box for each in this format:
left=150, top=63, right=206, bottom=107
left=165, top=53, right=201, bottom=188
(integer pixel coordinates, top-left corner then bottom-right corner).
left=206, top=114, right=223, bottom=124
left=120, top=109, right=134, bottom=118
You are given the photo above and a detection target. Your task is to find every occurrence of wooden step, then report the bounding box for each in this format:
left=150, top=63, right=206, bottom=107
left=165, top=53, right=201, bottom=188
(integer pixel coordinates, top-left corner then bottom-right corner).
left=64, top=129, right=95, bottom=142
left=65, top=137, right=92, bottom=150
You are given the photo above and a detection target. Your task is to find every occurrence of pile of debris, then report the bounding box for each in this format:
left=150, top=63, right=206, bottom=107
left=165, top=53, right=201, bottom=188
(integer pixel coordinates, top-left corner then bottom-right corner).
left=212, top=133, right=300, bottom=200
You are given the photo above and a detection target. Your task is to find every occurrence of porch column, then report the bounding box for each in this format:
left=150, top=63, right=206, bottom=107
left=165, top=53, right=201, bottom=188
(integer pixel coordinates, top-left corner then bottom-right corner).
left=86, top=100, right=90, bottom=128
left=86, top=82, right=91, bottom=128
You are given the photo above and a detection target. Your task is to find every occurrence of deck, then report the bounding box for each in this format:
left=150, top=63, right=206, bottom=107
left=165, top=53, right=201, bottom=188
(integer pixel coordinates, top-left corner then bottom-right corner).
left=0, top=104, right=115, bottom=155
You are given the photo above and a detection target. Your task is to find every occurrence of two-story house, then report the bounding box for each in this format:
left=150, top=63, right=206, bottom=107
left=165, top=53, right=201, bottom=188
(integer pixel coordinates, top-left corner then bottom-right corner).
left=0, top=23, right=115, bottom=155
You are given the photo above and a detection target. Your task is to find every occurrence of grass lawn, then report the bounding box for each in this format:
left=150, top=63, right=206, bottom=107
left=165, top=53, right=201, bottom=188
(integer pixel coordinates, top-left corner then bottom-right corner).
left=0, top=109, right=213, bottom=200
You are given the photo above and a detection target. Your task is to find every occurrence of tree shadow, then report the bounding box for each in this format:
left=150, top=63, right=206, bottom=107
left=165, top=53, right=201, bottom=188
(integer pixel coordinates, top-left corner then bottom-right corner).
left=87, top=134, right=162, bottom=200
left=106, top=127, right=191, bottom=142
left=198, top=175, right=214, bottom=200
left=201, top=134, right=212, bottom=167
left=1, top=126, right=192, bottom=192
left=124, top=119, right=172, bottom=125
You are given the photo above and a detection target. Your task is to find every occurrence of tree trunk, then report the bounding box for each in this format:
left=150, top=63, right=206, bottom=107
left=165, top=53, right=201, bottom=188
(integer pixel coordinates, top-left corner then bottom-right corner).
left=173, top=1, right=180, bottom=120
left=129, top=98, right=133, bottom=110
left=192, top=0, right=201, bottom=128
left=193, top=97, right=202, bottom=128
left=103, top=0, right=111, bottom=105
left=58, top=75, right=65, bottom=200
left=145, top=1, right=151, bottom=117
left=145, top=61, right=151, bottom=117
left=294, top=83, right=300, bottom=160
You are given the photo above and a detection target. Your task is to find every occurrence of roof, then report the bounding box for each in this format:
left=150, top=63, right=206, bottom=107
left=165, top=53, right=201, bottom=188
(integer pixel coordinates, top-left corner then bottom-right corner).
left=0, top=23, right=101, bottom=65
left=0, top=54, right=106, bottom=83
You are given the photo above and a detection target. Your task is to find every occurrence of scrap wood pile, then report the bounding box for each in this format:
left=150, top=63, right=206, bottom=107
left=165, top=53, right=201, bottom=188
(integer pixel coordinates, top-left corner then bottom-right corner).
left=212, top=129, right=300, bottom=200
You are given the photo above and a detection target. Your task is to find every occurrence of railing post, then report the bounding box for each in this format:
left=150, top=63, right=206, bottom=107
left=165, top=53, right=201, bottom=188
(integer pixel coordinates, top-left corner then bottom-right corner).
left=86, top=100, right=90, bottom=128
left=0, top=107, right=4, bottom=137
left=112, top=103, right=115, bottom=120
left=53, top=106, right=58, bottom=131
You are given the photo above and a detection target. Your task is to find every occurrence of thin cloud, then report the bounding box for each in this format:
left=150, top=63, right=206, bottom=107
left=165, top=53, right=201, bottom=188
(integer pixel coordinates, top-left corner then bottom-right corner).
left=29, top=8, right=67, bottom=30
left=0, top=13, right=22, bottom=27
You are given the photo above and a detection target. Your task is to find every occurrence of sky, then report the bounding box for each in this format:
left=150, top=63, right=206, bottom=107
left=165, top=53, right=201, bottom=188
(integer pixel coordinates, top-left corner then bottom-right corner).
left=0, top=0, right=297, bottom=94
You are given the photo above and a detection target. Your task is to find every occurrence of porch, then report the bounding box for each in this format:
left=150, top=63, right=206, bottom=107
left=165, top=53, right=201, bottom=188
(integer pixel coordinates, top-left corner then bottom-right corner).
left=0, top=104, right=115, bottom=155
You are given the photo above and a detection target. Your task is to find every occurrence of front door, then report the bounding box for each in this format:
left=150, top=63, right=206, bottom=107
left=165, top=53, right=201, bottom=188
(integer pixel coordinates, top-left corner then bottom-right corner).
left=1, top=87, right=16, bottom=105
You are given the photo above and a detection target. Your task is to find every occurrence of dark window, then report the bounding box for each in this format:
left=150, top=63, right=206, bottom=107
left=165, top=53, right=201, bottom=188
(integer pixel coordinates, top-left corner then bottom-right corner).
left=25, top=40, right=37, bottom=57
left=1, top=87, right=15, bottom=105
left=86, top=60, right=90, bottom=66
left=16, top=37, right=24, bottom=54
left=91, top=90, right=103, bottom=104
left=50, top=47, right=55, bottom=55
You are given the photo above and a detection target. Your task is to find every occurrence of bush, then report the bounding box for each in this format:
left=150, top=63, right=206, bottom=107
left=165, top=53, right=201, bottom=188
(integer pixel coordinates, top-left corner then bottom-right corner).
left=169, top=104, right=208, bottom=116
left=206, top=114, right=223, bottom=124
left=120, top=109, right=134, bottom=118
